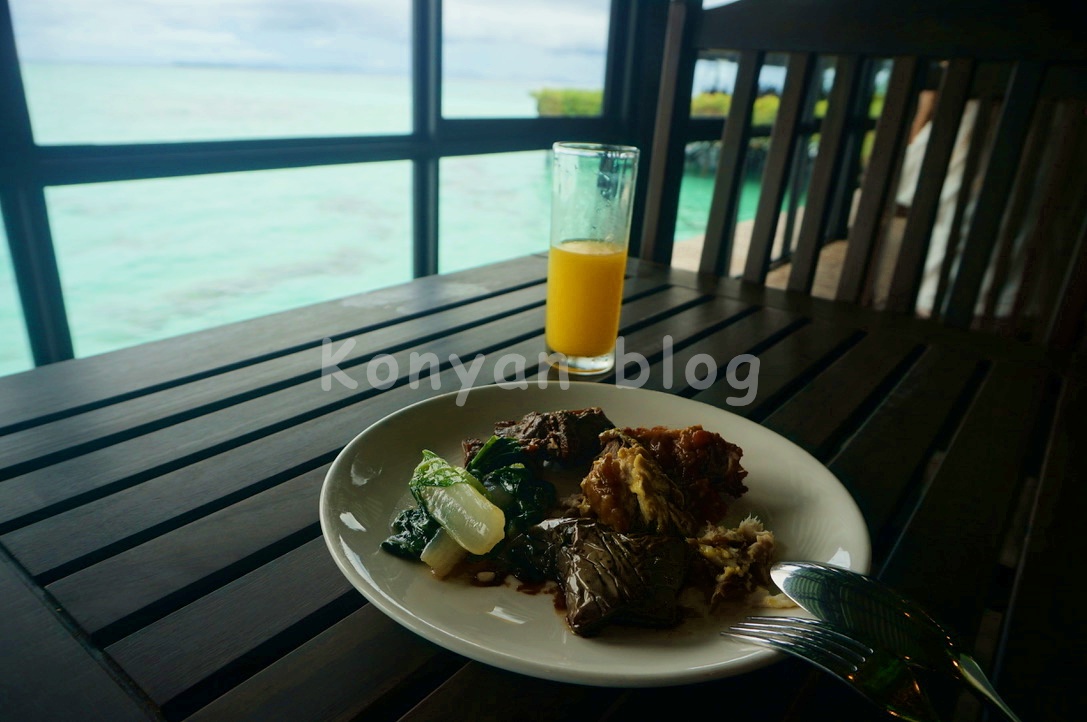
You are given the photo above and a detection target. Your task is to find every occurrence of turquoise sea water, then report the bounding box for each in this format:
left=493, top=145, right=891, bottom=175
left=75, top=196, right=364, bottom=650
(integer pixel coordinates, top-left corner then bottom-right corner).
left=0, top=63, right=739, bottom=377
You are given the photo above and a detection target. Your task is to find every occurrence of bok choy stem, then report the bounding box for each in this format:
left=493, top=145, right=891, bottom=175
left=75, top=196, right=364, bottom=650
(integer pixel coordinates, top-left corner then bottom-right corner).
left=410, top=450, right=505, bottom=555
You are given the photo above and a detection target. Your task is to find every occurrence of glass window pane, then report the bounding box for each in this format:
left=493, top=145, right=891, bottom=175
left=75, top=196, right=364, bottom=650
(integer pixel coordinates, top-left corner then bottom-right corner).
left=0, top=222, right=35, bottom=377
left=46, top=163, right=411, bottom=358
left=9, top=0, right=412, bottom=144
left=439, top=151, right=550, bottom=273
left=443, top=0, right=609, bottom=118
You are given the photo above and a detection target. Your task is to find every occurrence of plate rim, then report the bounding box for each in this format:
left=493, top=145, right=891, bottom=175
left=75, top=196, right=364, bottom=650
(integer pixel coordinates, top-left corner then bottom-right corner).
left=319, top=381, right=872, bottom=687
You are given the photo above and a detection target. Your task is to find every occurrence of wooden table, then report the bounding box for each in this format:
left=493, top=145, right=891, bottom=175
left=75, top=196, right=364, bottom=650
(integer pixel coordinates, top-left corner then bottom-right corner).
left=2, top=255, right=1081, bottom=721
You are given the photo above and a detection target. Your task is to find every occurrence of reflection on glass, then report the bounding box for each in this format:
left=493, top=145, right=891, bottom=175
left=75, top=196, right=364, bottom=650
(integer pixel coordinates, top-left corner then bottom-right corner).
left=0, top=223, right=34, bottom=376
left=439, top=151, right=550, bottom=273
left=46, top=163, right=412, bottom=359
left=9, top=0, right=412, bottom=143
left=442, top=0, right=609, bottom=118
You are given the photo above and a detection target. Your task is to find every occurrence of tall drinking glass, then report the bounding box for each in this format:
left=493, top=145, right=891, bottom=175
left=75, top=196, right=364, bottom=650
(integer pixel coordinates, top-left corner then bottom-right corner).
left=545, top=142, right=640, bottom=375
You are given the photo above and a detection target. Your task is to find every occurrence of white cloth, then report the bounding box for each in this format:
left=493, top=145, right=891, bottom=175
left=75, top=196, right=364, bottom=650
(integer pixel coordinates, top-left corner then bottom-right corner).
left=894, top=101, right=979, bottom=316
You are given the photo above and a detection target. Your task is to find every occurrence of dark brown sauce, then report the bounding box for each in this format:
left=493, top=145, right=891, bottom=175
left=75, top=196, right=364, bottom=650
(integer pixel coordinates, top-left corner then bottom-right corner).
left=449, top=551, right=565, bottom=605
left=457, top=558, right=508, bottom=587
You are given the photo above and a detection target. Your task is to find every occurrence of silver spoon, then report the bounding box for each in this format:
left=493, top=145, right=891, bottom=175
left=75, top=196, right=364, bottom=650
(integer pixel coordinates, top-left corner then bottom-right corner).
left=771, top=561, right=1023, bottom=722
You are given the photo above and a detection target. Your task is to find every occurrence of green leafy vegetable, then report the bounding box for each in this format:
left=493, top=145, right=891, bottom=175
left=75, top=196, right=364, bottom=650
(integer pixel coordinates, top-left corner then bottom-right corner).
left=482, top=463, right=558, bottom=539
left=381, top=506, right=440, bottom=560
left=466, top=435, right=527, bottom=478
left=409, top=450, right=505, bottom=555
left=382, top=441, right=558, bottom=571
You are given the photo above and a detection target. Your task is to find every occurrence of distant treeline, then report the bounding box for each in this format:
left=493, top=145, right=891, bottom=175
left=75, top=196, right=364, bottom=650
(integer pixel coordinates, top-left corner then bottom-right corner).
left=531, top=88, right=604, bottom=116
left=533, top=88, right=884, bottom=175
left=533, top=87, right=885, bottom=126
left=531, top=88, right=786, bottom=121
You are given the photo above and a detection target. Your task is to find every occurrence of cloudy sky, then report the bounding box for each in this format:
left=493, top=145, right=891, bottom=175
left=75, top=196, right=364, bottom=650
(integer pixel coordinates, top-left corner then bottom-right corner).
left=8, top=0, right=612, bottom=82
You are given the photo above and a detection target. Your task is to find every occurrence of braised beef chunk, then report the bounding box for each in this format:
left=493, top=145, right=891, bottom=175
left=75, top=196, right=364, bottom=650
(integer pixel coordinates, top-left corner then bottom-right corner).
left=461, top=437, right=486, bottom=466
left=623, top=425, right=748, bottom=524
left=498, top=407, right=615, bottom=466
left=508, top=518, right=691, bottom=637
left=576, top=429, right=697, bottom=537
left=465, top=407, right=615, bottom=469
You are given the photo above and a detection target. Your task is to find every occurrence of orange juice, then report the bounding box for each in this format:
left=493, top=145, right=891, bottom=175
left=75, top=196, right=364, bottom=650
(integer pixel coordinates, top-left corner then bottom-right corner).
left=546, top=239, right=627, bottom=358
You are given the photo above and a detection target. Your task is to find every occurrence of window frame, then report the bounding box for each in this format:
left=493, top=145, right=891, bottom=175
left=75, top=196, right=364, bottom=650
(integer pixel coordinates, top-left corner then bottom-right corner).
left=0, top=0, right=662, bottom=367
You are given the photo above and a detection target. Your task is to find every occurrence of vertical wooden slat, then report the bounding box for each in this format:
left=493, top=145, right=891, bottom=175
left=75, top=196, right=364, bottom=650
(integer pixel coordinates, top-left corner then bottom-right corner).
left=942, top=60, right=1045, bottom=328
left=981, top=100, right=1052, bottom=328
left=618, top=1, right=670, bottom=255
left=600, top=0, right=635, bottom=123
left=931, top=96, right=996, bottom=318
left=1009, top=100, right=1086, bottom=339
left=742, top=52, right=817, bottom=283
left=638, top=0, right=697, bottom=264
left=786, top=54, right=864, bottom=293
left=836, top=55, right=921, bottom=304
left=885, top=59, right=975, bottom=313
left=780, top=94, right=817, bottom=259
left=699, top=49, right=764, bottom=277
left=823, top=60, right=882, bottom=253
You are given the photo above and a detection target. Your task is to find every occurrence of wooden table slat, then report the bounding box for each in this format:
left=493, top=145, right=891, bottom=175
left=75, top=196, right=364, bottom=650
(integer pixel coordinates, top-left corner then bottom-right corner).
left=607, top=296, right=755, bottom=382
left=0, top=256, right=550, bottom=432
left=878, top=361, right=1051, bottom=637
left=664, top=266, right=1063, bottom=368
left=105, top=537, right=354, bottom=706
left=4, top=314, right=541, bottom=535
left=0, top=282, right=551, bottom=476
left=995, top=367, right=1085, bottom=722
left=0, top=553, right=155, bottom=722
left=694, top=319, right=861, bottom=420
left=185, top=605, right=456, bottom=722
left=46, top=465, right=328, bottom=637
left=3, top=341, right=530, bottom=574
left=596, top=662, right=815, bottom=721
left=828, top=344, right=983, bottom=547
left=636, top=306, right=802, bottom=394
left=397, top=662, right=619, bottom=722
left=761, top=332, right=923, bottom=458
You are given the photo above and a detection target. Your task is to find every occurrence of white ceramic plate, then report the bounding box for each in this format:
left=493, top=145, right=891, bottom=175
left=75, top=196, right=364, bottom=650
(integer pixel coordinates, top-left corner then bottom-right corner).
left=319, top=382, right=871, bottom=687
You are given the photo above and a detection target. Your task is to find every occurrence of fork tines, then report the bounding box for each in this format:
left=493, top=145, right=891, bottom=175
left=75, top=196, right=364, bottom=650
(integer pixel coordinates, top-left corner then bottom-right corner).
left=723, top=615, right=942, bottom=722
left=724, top=615, right=876, bottom=673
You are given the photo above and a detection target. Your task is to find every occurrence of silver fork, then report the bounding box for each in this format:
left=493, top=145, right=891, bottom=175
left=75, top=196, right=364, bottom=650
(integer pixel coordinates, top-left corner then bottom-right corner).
left=724, top=616, right=942, bottom=721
